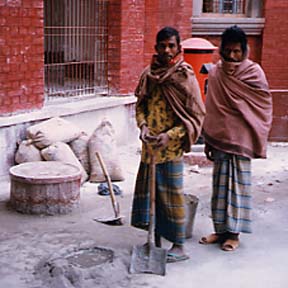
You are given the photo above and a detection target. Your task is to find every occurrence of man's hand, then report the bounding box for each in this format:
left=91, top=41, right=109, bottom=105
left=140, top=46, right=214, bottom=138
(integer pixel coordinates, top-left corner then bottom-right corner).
left=140, top=125, right=169, bottom=148
left=155, top=133, right=169, bottom=148
left=140, top=124, right=152, bottom=143
left=204, top=143, right=214, bottom=161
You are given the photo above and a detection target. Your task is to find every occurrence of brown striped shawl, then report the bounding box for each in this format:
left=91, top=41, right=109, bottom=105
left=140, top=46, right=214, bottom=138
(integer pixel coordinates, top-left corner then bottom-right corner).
left=203, top=58, right=273, bottom=158
left=135, top=55, right=206, bottom=152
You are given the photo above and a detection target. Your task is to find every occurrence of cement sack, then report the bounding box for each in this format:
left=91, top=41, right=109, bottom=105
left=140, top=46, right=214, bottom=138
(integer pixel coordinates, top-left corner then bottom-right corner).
left=41, top=142, right=88, bottom=184
left=27, top=117, right=82, bottom=149
left=69, top=132, right=90, bottom=175
left=14, top=139, right=43, bottom=164
left=89, top=119, right=124, bottom=182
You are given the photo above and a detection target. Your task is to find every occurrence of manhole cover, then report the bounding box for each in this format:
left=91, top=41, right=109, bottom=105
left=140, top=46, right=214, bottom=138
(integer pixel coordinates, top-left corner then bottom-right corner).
left=64, top=247, right=114, bottom=268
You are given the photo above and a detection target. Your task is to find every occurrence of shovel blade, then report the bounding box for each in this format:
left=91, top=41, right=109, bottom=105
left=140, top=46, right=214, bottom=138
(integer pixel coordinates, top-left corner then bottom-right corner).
left=93, top=216, right=124, bottom=226
left=129, top=244, right=167, bottom=276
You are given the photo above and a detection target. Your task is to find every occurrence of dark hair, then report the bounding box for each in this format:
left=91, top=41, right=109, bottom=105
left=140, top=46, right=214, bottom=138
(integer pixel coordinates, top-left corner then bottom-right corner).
left=156, top=26, right=180, bottom=45
left=220, top=25, right=247, bottom=56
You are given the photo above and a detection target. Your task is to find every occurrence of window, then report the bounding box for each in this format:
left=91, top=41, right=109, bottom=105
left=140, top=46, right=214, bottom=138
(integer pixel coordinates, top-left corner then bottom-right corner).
left=192, top=0, right=264, bottom=35
left=203, top=0, right=245, bottom=14
left=44, top=0, right=108, bottom=101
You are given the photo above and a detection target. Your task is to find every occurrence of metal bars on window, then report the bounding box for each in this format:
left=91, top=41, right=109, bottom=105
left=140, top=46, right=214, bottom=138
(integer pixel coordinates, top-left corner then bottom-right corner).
left=44, top=0, right=108, bottom=100
left=203, top=0, right=245, bottom=14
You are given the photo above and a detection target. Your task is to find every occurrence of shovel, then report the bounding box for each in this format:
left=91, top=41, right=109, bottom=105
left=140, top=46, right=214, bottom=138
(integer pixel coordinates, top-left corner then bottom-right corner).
left=129, top=152, right=167, bottom=275
left=93, top=152, right=124, bottom=226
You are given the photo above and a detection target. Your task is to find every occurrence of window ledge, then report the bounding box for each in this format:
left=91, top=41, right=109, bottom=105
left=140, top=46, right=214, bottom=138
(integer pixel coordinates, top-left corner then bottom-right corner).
left=191, top=17, right=265, bottom=35
left=0, top=95, right=136, bottom=128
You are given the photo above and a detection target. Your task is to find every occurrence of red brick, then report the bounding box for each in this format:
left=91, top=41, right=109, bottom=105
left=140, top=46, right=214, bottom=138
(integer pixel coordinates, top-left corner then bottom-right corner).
left=262, top=5, right=288, bottom=89
left=3, top=97, right=12, bottom=106
left=7, top=0, right=22, bottom=7
left=0, top=2, right=44, bottom=114
left=1, top=65, right=10, bottom=73
left=271, top=91, right=288, bottom=117
left=269, top=117, right=288, bottom=142
left=12, top=95, right=20, bottom=104
left=19, top=95, right=28, bottom=103
left=32, top=86, right=44, bottom=94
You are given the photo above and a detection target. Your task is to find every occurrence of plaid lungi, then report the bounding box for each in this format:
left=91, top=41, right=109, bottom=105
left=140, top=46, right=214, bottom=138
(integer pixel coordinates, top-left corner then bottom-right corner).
left=212, top=150, right=252, bottom=234
left=131, top=158, right=186, bottom=245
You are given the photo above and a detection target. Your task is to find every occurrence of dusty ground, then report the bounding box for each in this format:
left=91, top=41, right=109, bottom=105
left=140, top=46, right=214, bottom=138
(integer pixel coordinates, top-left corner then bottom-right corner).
left=0, top=141, right=287, bottom=288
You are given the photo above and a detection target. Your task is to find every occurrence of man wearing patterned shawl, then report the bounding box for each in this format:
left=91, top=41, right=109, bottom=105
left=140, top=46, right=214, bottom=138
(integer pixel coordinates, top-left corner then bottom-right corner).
left=131, top=27, right=206, bottom=262
left=200, top=26, right=273, bottom=251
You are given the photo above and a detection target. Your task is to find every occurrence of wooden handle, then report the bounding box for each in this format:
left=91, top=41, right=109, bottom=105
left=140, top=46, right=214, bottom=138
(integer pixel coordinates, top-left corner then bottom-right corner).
left=96, top=152, right=119, bottom=218
left=148, top=152, right=156, bottom=245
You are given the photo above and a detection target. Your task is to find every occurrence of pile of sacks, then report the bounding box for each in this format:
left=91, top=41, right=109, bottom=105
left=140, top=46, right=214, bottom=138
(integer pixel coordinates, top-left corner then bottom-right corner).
left=14, top=117, right=124, bottom=185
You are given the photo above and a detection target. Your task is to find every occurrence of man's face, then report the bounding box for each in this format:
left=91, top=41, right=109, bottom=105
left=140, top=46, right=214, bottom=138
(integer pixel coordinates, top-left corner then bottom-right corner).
left=221, top=43, right=244, bottom=62
left=155, top=36, right=180, bottom=65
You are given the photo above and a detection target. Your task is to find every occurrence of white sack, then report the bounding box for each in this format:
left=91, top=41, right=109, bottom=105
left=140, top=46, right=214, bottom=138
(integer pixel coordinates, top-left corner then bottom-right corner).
left=14, top=139, right=42, bottom=164
left=89, top=119, right=124, bottom=182
left=69, top=132, right=90, bottom=175
left=27, top=117, right=82, bottom=149
left=41, top=142, right=88, bottom=184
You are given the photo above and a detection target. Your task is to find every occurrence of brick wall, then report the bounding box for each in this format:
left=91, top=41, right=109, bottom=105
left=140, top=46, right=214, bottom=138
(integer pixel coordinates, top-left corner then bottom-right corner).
left=115, top=0, right=145, bottom=94
left=0, top=0, right=44, bottom=115
left=203, top=36, right=262, bottom=64
left=269, top=91, right=288, bottom=142
left=107, top=0, right=121, bottom=94
left=143, top=0, right=193, bottom=66
left=108, top=0, right=194, bottom=94
left=262, top=0, right=288, bottom=89
left=108, top=0, right=146, bottom=95
left=262, top=0, right=288, bottom=141
left=1, top=0, right=194, bottom=113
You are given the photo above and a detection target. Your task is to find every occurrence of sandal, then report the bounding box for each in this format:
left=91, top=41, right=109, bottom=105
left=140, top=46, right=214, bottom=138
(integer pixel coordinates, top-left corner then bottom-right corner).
left=199, top=233, right=226, bottom=245
left=221, top=239, right=239, bottom=251
left=166, top=252, right=190, bottom=263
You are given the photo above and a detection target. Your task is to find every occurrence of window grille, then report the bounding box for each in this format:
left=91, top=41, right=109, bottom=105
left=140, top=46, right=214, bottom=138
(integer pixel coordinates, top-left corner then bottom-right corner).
left=203, top=0, right=245, bottom=14
left=44, top=0, right=108, bottom=100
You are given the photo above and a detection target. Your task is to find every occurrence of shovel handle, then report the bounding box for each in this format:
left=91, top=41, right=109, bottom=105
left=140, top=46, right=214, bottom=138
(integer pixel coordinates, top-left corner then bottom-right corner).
left=148, top=150, right=156, bottom=246
left=96, top=152, right=120, bottom=218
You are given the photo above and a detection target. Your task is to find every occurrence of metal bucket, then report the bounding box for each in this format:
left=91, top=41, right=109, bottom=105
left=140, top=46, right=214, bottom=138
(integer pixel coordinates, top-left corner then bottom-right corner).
left=184, top=194, right=199, bottom=239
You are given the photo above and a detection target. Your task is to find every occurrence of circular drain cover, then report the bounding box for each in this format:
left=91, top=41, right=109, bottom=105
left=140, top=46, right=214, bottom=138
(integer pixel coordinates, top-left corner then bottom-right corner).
left=65, top=247, right=114, bottom=268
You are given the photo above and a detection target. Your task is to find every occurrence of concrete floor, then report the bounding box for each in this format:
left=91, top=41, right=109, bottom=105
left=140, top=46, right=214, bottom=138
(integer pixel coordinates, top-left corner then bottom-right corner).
left=0, top=141, right=287, bottom=288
